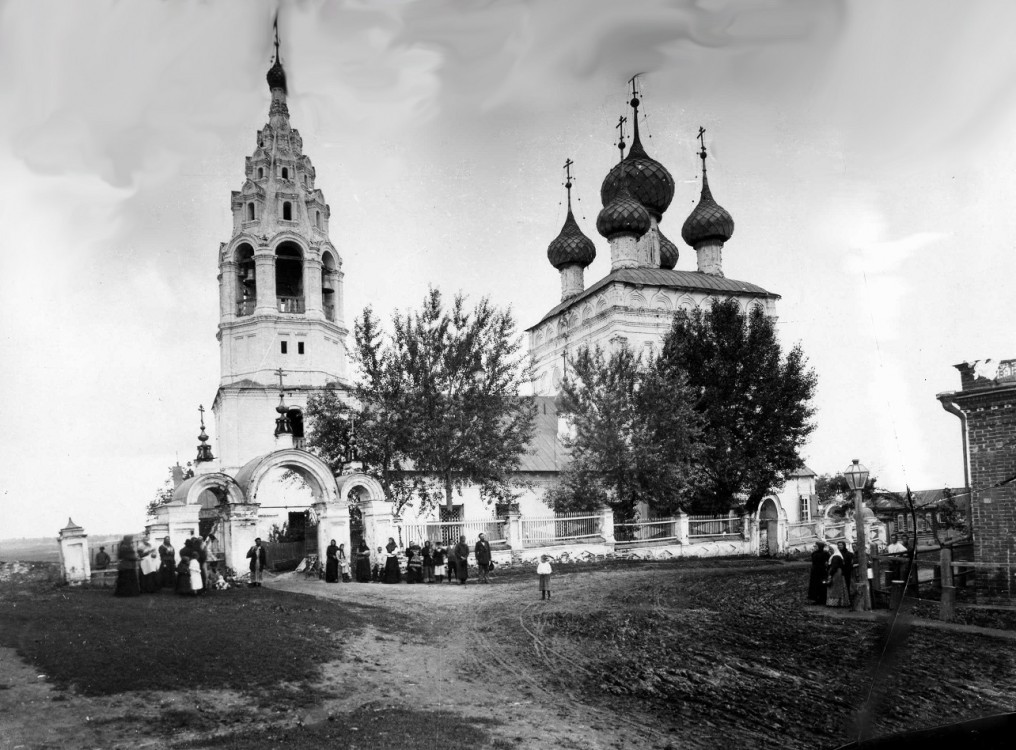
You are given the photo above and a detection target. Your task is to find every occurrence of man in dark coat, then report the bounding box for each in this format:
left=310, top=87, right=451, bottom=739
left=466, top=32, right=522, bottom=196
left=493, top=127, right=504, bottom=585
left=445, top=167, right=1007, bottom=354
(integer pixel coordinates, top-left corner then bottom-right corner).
left=247, top=537, right=267, bottom=587
left=94, top=546, right=111, bottom=570
left=453, top=535, right=471, bottom=584
left=807, top=541, right=829, bottom=604
left=474, top=533, right=492, bottom=584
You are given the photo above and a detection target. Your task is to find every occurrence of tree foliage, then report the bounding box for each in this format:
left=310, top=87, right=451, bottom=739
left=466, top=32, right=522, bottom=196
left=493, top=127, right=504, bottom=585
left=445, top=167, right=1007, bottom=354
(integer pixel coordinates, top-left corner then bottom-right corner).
left=306, top=288, right=536, bottom=514
left=816, top=472, right=879, bottom=513
left=660, top=298, right=817, bottom=514
left=549, top=345, right=701, bottom=519
left=145, top=464, right=194, bottom=519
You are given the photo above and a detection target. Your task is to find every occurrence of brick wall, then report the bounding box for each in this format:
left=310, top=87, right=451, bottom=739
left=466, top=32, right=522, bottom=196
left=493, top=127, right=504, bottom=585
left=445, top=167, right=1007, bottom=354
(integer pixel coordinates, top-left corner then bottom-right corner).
left=941, top=363, right=1016, bottom=571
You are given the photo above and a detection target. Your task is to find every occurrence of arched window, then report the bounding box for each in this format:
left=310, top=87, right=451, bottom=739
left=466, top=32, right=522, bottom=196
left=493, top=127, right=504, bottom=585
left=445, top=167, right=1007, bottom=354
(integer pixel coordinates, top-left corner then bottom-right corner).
left=282, top=202, right=292, bottom=221
left=281, top=167, right=289, bottom=179
left=276, top=241, right=304, bottom=313
left=246, top=203, right=255, bottom=221
left=257, top=167, right=264, bottom=179
left=235, top=243, right=256, bottom=316
left=315, top=210, right=321, bottom=229
left=321, top=250, right=336, bottom=321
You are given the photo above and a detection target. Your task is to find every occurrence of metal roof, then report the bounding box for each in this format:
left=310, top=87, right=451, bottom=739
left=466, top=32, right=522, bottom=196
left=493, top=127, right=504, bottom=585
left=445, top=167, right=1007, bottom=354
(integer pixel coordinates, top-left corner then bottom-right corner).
left=529, top=268, right=780, bottom=329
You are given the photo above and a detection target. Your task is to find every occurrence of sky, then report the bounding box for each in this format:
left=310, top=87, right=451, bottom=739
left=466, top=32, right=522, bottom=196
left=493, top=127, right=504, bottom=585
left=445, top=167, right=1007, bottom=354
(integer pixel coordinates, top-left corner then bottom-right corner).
left=2, top=0, right=1016, bottom=539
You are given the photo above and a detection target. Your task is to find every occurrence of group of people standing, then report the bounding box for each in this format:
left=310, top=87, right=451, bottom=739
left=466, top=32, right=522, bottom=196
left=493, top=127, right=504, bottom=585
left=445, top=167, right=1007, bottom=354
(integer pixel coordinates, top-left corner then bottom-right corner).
left=320, top=533, right=495, bottom=585
left=112, top=534, right=215, bottom=597
left=807, top=537, right=910, bottom=608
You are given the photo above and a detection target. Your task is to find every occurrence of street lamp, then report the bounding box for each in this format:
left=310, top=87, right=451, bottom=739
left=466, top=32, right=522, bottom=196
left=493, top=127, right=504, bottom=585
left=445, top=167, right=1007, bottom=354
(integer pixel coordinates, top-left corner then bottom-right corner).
left=844, top=459, right=871, bottom=611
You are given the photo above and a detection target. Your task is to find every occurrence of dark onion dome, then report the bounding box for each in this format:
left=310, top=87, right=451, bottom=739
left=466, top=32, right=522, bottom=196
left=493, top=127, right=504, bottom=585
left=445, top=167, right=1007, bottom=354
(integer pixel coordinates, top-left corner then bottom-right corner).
left=267, top=59, right=287, bottom=93
left=600, top=125, right=675, bottom=220
left=548, top=208, right=596, bottom=269
left=596, top=180, right=651, bottom=240
left=681, top=165, right=734, bottom=247
left=659, top=229, right=679, bottom=269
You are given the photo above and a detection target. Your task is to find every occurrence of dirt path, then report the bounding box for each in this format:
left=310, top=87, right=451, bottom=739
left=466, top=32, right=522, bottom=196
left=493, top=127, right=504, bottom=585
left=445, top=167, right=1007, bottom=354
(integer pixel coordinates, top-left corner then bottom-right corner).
left=269, top=573, right=675, bottom=749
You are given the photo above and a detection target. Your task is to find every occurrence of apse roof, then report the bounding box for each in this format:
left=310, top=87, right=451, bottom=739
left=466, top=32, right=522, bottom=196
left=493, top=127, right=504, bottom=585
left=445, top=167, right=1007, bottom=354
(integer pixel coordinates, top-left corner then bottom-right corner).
left=529, top=268, right=780, bottom=328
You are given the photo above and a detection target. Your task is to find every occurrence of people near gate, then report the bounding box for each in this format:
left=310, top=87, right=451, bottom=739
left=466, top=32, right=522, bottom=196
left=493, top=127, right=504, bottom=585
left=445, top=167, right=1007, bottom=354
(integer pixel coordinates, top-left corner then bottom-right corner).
left=383, top=538, right=401, bottom=584
left=114, top=535, right=141, bottom=597
left=247, top=537, right=267, bottom=587
left=838, top=541, right=856, bottom=601
left=355, top=540, right=372, bottom=583
left=421, top=541, right=435, bottom=583
left=158, top=537, right=176, bottom=589
left=825, top=543, right=850, bottom=608
left=445, top=542, right=458, bottom=583
left=194, top=537, right=210, bottom=592
left=372, top=546, right=384, bottom=582
left=189, top=547, right=204, bottom=595
left=406, top=541, right=423, bottom=583
left=338, top=543, right=351, bottom=582
left=176, top=551, right=195, bottom=596
left=138, top=538, right=161, bottom=594
left=887, top=534, right=907, bottom=555
left=537, top=555, right=553, bottom=600
left=325, top=539, right=340, bottom=583
left=94, top=546, right=111, bottom=571
left=453, top=535, right=471, bottom=585
left=475, top=533, right=492, bottom=584
left=432, top=542, right=446, bottom=583
left=807, top=541, right=829, bottom=605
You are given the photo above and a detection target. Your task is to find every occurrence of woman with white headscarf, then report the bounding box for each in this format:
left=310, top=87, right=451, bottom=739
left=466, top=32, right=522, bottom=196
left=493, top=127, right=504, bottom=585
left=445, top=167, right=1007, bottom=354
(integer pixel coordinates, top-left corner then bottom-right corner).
left=825, top=542, right=850, bottom=608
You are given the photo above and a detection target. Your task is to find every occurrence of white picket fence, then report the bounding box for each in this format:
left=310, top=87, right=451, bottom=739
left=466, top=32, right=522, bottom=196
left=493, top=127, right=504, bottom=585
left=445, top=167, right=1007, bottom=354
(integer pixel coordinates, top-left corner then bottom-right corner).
left=614, top=517, right=680, bottom=543
left=520, top=513, right=602, bottom=546
left=396, top=518, right=505, bottom=547
left=688, top=514, right=742, bottom=537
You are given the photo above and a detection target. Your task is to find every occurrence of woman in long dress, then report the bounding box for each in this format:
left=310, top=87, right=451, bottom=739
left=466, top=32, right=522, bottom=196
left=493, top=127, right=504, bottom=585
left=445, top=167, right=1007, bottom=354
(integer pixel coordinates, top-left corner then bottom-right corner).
left=354, top=540, right=372, bottom=582
left=807, top=541, right=829, bottom=604
left=453, top=535, right=471, bottom=585
left=383, top=538, right=401, bottom=583
left=338, top=543, right=351, bottom=582
left=139, top=544, right=160, bottom=594
left=175, top=552, right=194, bottom=596
left=325, top=540, right=339, bottom=583
left=826, top=545, right=850, bottom=607
left=113, top=535, right=141, bottom=597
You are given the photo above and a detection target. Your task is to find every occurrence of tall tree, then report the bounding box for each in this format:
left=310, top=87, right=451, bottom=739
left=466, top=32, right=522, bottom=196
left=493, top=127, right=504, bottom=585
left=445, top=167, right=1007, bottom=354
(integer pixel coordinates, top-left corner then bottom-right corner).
left=307, top=288, right=536, bottom=514
left=660, top=298, right=817, bottom=514
left=550, top=345, right=701, bottom=519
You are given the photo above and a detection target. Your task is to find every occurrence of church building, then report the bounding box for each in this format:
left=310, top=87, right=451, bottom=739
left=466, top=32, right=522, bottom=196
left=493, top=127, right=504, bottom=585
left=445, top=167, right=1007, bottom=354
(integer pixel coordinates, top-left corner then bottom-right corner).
left=529, top=89, right=779, bottom=395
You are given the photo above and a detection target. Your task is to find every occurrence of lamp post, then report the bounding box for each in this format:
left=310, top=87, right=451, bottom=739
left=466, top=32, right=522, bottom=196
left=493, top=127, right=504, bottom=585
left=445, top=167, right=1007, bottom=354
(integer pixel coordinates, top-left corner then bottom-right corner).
left=844, top=459, right=871, bottom=611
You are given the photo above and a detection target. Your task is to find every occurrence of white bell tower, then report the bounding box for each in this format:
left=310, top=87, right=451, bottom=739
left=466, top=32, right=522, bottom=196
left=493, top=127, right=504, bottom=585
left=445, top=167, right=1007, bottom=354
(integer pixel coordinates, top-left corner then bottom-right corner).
left=212, top=35, right=348, bottom=475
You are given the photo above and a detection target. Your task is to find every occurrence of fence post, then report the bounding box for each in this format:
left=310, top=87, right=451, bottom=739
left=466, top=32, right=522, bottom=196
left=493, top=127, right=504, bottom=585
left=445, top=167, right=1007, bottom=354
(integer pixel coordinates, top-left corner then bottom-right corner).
left=506, top=509, right=523, bottom=553
left=675, top=511, right=690, bottom=545
left=599, top=506, right=616, bottom=547
left=890, top=580, right=905, bottom=610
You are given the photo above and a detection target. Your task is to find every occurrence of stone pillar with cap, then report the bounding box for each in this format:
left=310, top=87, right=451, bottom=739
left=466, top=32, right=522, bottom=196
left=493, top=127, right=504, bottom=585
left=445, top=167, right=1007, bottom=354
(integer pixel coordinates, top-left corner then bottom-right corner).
left=58, top=518, right=91, bottom=585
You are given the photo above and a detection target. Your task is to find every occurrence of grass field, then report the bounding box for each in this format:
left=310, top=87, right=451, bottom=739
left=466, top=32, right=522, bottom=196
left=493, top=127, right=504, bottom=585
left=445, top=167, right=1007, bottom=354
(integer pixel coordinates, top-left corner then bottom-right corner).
left=1, top=558, right=1014, bottom=749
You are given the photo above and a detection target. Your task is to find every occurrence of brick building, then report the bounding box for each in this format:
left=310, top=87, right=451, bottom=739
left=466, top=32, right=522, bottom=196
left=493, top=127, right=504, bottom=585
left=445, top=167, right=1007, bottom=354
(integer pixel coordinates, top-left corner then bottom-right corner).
left=938, top=359, right=1016, bottom=568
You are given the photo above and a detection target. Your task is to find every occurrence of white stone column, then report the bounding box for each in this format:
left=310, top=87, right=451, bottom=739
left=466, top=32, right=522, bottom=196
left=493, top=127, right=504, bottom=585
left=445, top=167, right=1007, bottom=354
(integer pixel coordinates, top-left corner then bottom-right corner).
left=220, top=261, right=237, bottom=322
left=58, top=518, right=90, bottom=585
left=222, top=503, right=260, bottom=573
left=506, top=509, right=523, bottom=551
left=360, top=499, right=396, bottom=553
left=315, top=500, right=351, bottom=560
left=304, top=256, right=323, bottom=317
left=254, top=247, right=277, bottom=314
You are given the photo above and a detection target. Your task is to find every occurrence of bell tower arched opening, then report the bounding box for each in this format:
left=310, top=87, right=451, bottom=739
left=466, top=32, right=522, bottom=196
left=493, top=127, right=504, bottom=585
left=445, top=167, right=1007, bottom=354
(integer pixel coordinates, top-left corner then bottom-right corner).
left=235, top=243, right=256, bottom=317
left=322, top=250, right=337, bottom=322
left=275, top=241, right=303, bottom=313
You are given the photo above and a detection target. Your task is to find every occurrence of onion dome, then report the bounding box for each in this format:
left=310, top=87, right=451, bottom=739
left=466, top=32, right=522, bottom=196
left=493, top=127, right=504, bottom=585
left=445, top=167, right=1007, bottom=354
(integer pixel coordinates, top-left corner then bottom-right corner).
left=266, top=59, right=287, bottom=93
left=596, top=180, right=651, bottom=240
left=681, top=136, right=734, bottom=247
left=600, top=95, right=675, bottom=220
left=548, top=208, right=596, bottom=269
left=266, top=20, right=287, bottom=93
left=659, top=229, right=679, bottom=269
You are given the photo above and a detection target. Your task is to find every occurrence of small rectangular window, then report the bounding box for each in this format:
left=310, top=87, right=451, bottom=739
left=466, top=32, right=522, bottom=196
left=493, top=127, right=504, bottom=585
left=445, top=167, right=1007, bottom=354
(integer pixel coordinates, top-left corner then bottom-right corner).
left=281, top=341, right=288, bottom=354
left=297, top=342, right=305, bottom=355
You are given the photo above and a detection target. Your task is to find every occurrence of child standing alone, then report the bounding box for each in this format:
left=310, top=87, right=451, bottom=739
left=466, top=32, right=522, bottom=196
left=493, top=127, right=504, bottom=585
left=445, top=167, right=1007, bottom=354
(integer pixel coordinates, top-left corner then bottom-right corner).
left=537, top=555, right=552, bottom=600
